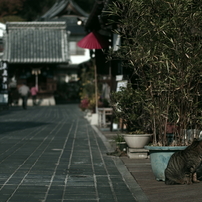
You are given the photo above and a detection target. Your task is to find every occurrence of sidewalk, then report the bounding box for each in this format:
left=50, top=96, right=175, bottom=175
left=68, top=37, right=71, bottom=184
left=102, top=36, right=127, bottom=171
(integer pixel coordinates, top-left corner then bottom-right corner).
left=0, top=105, right=146, bottom=202
left=1, top=105, right=202, bottom=202
left=101, top=130, right=202, bottom=202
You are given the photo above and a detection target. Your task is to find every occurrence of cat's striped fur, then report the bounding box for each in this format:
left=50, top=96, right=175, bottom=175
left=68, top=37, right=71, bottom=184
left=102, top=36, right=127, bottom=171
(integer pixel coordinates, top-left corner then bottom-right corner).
left=165, top=140, right=202, bottom=185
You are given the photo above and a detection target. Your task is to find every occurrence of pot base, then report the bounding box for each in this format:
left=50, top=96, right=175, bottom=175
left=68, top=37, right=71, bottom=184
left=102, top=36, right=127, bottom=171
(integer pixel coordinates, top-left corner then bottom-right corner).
left=127, top=148, right=149, bottom=159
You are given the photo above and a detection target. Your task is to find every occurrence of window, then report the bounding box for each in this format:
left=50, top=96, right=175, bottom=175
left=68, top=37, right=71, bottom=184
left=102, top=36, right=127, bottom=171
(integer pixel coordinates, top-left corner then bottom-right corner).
left=0, top=38, right=3, bottom=53
left=69, top=41, right=85, bottom=55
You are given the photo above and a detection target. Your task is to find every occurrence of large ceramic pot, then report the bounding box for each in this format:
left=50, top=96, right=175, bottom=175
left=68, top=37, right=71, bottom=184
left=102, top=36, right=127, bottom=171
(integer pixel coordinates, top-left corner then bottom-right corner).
left=124, top=134, right=152, bottom=149
left=144, top=146, right=187, bottom=181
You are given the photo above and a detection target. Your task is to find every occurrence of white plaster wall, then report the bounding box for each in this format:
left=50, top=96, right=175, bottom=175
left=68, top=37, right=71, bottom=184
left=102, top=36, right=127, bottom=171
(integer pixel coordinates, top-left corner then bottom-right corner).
left=70, top=49, right=90, bottom=64
left=0, top=23, right=6, bottom=37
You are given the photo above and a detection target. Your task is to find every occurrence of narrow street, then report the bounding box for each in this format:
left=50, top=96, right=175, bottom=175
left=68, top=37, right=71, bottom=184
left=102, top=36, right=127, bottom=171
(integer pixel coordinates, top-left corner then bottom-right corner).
left=0, top=105, right=138, bottom=202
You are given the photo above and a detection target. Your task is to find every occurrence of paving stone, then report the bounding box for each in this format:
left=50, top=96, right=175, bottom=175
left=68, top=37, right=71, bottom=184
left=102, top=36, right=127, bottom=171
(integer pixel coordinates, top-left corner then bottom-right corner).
left=0, top=105, right=138, bottom=202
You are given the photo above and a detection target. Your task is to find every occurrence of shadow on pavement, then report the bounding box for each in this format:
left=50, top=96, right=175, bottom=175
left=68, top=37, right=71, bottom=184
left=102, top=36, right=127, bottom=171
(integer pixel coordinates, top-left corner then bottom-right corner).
left=0, top=106, right=25, bottom=116
left=0, top=121, right=48, bottom=134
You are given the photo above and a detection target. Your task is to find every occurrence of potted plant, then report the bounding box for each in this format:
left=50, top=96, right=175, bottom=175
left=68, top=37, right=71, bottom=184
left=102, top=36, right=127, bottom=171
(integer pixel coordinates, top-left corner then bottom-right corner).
left=110, top=83, right=153, bottom=149
left=107, top=0, right=202, bottom=180
left=113, top=134, right=127, bottom=151
left=112, top=117, right=119, bottom=130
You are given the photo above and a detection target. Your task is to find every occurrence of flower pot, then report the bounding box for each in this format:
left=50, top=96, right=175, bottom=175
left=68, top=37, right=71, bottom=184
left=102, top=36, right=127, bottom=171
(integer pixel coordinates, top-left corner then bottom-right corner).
left=113, top=123, right=118, bottom=130
left=166, top=133, right=174, bottom=146
left=144, top=146, right=187, bottom=181
left=124, top=134, right=152, bottom=149
left=116, top=142, right=127, bottom=151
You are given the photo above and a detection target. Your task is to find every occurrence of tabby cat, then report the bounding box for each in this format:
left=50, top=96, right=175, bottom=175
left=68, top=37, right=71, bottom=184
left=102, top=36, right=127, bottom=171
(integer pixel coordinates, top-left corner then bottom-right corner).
left=165, top=140, right=202, bottom=185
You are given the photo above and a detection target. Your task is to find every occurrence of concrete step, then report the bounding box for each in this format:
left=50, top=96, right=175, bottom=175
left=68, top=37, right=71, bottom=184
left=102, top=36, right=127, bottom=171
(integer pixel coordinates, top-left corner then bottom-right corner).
left=127, top=148, right=149, bottom=159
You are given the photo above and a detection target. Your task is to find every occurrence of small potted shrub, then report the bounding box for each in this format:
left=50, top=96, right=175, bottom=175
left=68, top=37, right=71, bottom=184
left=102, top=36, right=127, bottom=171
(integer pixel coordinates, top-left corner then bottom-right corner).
left=110, top=83, right=153, bottom=149
left=114, top=134, right=127, bottom=151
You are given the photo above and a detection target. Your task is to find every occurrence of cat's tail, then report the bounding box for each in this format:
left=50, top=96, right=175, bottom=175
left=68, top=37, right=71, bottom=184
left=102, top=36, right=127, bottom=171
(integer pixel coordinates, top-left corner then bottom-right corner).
left=165, top=177, right=177, bottom=185
left=165, top=177, right=185, bottom=185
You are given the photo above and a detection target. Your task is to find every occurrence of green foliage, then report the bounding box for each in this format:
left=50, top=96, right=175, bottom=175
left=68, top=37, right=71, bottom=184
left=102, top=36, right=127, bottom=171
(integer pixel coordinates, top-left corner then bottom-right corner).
left=80, top=65, right=95, bottom=100
left=0, top=15, right=25, bottom=23
left=19, top=0, right=55, bottom=21
left=108, top=0, right=202, bottom=146
left=110, top=83, right=151, bottom=133
left=114, top=134, right=125, bottom=143
left=0, top=0, right=55, bottom=22
left=79, top=63, right=98, bottom=111
left=0, top=0, right=95, bottom=22
left=0, top=0, right=25, bottom=22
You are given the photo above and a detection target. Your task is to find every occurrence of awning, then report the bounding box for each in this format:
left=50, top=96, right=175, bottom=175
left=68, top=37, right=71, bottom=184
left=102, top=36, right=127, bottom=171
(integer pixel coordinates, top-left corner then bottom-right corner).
left=77, top=31, right=109, bottom=49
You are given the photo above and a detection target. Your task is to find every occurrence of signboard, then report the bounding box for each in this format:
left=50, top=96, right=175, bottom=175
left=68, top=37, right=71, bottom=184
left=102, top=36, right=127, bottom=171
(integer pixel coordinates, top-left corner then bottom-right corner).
left=113, top=34, right=121, bottom=51
left=116, top=75, right=123, bottom=81
left=0, top=62, right=8, bottom=104
left=0, top=94, right=8, bottom=103
left=116, top=80, right=128, bottom=92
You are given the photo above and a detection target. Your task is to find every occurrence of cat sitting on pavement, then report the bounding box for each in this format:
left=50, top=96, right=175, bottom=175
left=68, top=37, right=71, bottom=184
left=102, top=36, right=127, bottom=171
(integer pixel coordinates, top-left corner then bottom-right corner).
left=165, top=140, right=202, bottom=185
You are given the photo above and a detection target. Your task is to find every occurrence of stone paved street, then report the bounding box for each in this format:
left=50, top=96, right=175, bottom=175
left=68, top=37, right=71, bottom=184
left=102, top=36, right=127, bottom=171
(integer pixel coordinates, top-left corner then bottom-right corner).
left=0, top=105, right=144, bottom=202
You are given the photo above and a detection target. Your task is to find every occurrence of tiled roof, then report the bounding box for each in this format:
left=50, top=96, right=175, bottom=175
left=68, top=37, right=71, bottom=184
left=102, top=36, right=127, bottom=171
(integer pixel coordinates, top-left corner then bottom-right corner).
left=85, top=0, right=111, bottom=33
left=39, top=0, right=88, bottom=36
left=40, top=0, right=89, bottom=20
left=47, top=17, right=86, bottom=35
left=85, top=0, right=105, bottom=31
left=2, top=22, right=70, bottom=64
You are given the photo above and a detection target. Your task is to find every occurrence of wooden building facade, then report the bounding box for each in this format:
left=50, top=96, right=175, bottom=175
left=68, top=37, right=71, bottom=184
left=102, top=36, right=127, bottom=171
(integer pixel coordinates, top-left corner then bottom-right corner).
left=2, top=21, right=70, bottom=105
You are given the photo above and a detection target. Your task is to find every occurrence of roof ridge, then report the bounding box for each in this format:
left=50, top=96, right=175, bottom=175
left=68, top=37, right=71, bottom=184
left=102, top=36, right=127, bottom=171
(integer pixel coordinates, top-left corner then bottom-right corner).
left=6, top=22, right=67, bottom=29
left=40, top=0, right=88, bottom=20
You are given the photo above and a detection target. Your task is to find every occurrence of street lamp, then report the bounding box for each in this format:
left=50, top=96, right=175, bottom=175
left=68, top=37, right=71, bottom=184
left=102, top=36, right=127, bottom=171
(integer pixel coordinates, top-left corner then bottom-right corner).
left=32, top=68, right=41, bottom=89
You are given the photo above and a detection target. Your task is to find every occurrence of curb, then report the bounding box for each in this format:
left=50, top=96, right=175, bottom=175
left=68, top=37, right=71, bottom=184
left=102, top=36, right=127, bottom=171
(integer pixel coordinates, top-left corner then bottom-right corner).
left=92, top=125, right=150, bottom=202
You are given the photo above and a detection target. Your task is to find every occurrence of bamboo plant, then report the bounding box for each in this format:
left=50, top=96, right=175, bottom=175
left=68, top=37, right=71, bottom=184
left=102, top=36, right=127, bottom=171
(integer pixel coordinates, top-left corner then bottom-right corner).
left=110, top=83, right=152, bottom=134
left=107, top=0, right=202, bottom=146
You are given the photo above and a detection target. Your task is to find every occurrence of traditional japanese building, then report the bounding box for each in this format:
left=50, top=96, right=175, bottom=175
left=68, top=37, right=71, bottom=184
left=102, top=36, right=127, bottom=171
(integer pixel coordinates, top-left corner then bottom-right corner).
left=0, top=23, right=7, bottom=108
left=83, top=0, right=126, bottom=93
left=39, top=0, right=91, bottom=104
left=2, top=0, right=91, bottom=105
left=2, top=21, right=70, bottom=105
left=0, top=23, right=5, bottom=59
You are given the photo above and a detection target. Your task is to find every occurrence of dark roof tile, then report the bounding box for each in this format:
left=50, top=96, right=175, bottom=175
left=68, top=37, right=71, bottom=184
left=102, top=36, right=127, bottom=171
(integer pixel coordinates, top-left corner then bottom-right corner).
left=40, top=0, right=89, bottom=20
left=3, top=22, right=70, bottom=64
